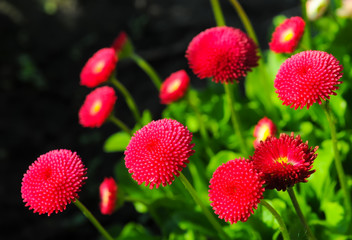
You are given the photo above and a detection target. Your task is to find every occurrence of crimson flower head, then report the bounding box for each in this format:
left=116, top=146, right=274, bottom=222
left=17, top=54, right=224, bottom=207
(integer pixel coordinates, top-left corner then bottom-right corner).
left=209, top=158, right=265, bottom=224
left=274, top=50, right=343, bottom=110
left=253, top=117, right=277, bottom=148
left=80, top=48, right=117, bottom=88
left=21, top=149, right=87, bottom=216
left=269, top=16, right=305, bottom=53
left=79, top=86, right=117, bottom=128
left=112, top=31, right=128, bottom=54
left=160, top=70, right=190, bottom=104
left=124, top=119, right=195, bottom=189
left=186, top=26, right=259, bottom=84
left=99, top=177, right=118, bottom=215
left=250, top=133, right=318, bottom=191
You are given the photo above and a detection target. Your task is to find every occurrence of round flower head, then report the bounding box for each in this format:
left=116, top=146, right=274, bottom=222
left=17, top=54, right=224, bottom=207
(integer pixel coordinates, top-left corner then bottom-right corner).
left=21, top=149, right=87, bottom=216
left=186, top=26, right=259, bottom=83
left=274, top=50, right=343, bottom=110
left=253, top=117, right=277, bottom=148
left=269, top=16, right=305, bottom=54
left=79, top=86, right=117, bottom=128
left=306, top=0, right=329, bottom=20
left=80, top=48, right=117, bottom=88
left=209, top=158, right=265, bottom=224
left=250, top=133, right=318, bottom=191
left=124, top=119, right=195, bottom=189
left=99, top=177, right=118, bottom=215
left=160, top=70, right=190, bottom=104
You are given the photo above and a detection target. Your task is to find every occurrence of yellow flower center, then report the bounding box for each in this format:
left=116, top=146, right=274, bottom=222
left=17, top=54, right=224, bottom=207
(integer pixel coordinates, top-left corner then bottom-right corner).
left=102, top=189, right=111, bottom=206
left=276, top=156, right=289, bottom=164
left=166, top=79, right=182, bottom=93
left=281, top=29, right=294, bottom=42
left=93, top=60, right=105, bottom=73
left=257, top=124, right=271, bottom=142
left=90, top=100, right=102, bottom=115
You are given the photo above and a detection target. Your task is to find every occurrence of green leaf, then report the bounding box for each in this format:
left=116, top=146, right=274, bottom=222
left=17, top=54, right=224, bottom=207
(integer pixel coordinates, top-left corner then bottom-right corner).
left=206, top=151, right=241, bottom=178
left=104, top=132, right=131, bottom=153
left=141, top=109, right=153, bottom=126
left=116, top=223, right=160, bottom=240
left=321, top=201, right=344, bottom=227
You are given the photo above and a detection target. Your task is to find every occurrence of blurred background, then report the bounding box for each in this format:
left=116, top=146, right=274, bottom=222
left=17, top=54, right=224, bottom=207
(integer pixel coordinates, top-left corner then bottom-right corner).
left=0, top=0, right=300, bottom=239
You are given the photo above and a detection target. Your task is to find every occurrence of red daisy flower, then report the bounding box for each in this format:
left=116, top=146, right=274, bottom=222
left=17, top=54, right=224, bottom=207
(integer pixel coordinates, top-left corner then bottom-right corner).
left=160, top=70, right=190, bottom=104
left=21, top=149, right=87, bottom=216
left=79, top=86, right=117, bottom=128
left=186, top=26, right=259, bottom=83
left=112, top=31, right=128, bottom=54
left=124, top=119, right=195, bottom=189
left=269, top=16, right=305, bottom=54
left=274, top=50, right=343, bottom=110
left=253, top=117, right=277, bottom=148
left=99, top=177, right=118, bottom=215
left=209, top=158, right=265, bottom=224
left=80, top=48, right=118, bottom=88
left=250, top=133, right=318, bottom=191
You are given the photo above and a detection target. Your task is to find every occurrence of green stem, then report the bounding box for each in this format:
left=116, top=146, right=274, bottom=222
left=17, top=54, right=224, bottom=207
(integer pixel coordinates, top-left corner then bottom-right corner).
left=186, top=91, right=214, bottom=157
left=322, top=102, right=351, bottom=220
left=300, top=0, right=313, bottom=49
left=110, top=76, right=141, bottom=124
left=287, top=187, right=316, bottom=240
left=108, top=115, right=132, bottom=136
left=210, top=0, right=226, bottom=26
left=179, top=173, right=230, bottom=240
left=260, top=200, right=291, bottom=240
left=130, top=53, right=162, bottom=90
left=224, top=83, right=249, bottom=156
left=73, top=199, right=114, bottom=240
left=228, top=0, right=259, bottom=48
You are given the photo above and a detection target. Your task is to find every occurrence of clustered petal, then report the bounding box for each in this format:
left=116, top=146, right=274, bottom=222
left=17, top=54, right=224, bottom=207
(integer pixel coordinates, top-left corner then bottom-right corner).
left=79, top=86, right=117, bottom=128
left=99, top=177, right=118, bottom=215
left=186, top=26, right=259, bottom=83
left=269, top=16, right=305, bottom=54
left=250, top=133, right=318, bottom=191
left=209, top=158, right=265, bottom=224
left=80, top=48, right=118, bottom=88
left=21, top=149, right=87, bottom=216
left=253, top=117, right=277, bottom=148
left=111, top=31, right=128, bottom=54
left=124, top=119, right=195, bottom=189
left=160, top=70, right=190, bottom=104
left=274, top=50, right=343, bottom=109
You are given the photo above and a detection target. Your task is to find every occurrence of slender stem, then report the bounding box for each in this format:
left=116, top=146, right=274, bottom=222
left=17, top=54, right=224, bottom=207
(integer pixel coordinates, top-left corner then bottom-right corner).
left=287, top=187, right=316, bottom=240
left=224, top=83, right=249, bottom=156
left=186, top=91, right=214, bottom=157
left=260, top=200, right=291, bottom=240
left=228, top=0, right=259, bottom=47
left=73, top=199, right=114, bottom=240
left=322, top=102, right=351, bottom=220
left=179, top=173, right=230, bottom=240
left=210, top=0, right=226, bottom=26
left=110, top=77, right=141, bottom=124
left=130, top=53, right=162, bottom=90
left=300, top=0, right=312, bottom=49
left=108, top=115, right=132, bottom=136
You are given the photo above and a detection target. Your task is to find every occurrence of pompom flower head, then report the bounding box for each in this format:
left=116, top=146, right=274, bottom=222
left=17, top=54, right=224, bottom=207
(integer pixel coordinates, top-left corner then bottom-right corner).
left=79, top=86, right=117, bottom=128
left=274, top=50, right=343, bottom=109
left=269, top=16, right=305, bottom=53
left=21, top=149, right=87, bottom=216
left=160, top=70, right=190, bottom=104
left=124, top=119, right=195, bottom=189
left=99, top=177, right=118, bottom=215
left=209, top=158, right=265, bottom=224
left=186, top=26, right=259, bottom=83
left=250, top=133, right=318, bottom=191
left=253, top=117, right=277, bottom=148
left=80, top=48, right=117, bottom=88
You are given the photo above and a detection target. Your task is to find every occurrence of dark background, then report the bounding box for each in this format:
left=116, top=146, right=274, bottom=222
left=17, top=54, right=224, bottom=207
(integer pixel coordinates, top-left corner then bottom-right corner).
left=0, top=0, right=299, bottom=239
